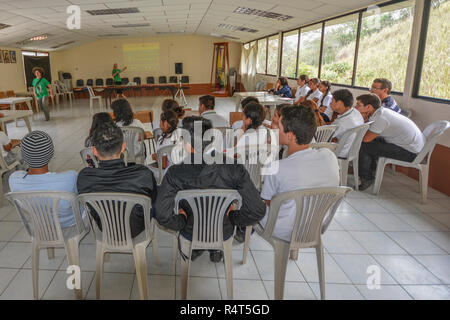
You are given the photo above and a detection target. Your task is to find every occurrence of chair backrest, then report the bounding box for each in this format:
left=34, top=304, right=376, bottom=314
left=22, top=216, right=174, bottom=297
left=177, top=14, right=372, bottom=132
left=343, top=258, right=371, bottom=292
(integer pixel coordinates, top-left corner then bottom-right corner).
left=146, top=76, right=155, bottom=84
left=315, top=125, right=338, bottom=142
left=86, top=79, right=93, bottom=86
left=153, top=127, right=163, bottom=142
left=95, top=79, right=104, bottom=86
left=121, top=78, right=129, bottom=85
left=133, top=77, right=141, bottom=85
left=169, top=76, right=177, bottom=83
left=80, top=148, right=99, bottom=168
left=156, top=144, right=176, bottom=185
left=334, top=123, right=370, bottom=161
left=106, top=78, right=114, bottom=86
left=76, top=79, right=84, bottom=87
left=51, top=83, right=60, bottom=94
left=78, top=192, right=152, bottom=251
left=6, top=191, right=87, bottom=246
left=59, top=83, right=68, bottom=93
left=159, top=76, right=167, bottom=84
left=174, top=189, right=242, bottom=249
left=86, top=86, right=95, bottom=97
left=413, top=120, right=450, bottom=164
left=120, top=126, right=146, bottom=164
left=261, top=187, right=351, bottom=248
left=255, top=81, right=266, bottom=91
left=310, top=142, right=339, bottom=152
left=0, top=151, right=20, bottom=174
left=181, top=76, right=189, bottom=83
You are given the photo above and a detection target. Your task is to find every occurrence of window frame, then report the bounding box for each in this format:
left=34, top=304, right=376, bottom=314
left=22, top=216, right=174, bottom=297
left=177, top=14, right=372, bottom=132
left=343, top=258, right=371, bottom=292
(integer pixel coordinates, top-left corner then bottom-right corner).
left=280, top=29, right=300, bottom=79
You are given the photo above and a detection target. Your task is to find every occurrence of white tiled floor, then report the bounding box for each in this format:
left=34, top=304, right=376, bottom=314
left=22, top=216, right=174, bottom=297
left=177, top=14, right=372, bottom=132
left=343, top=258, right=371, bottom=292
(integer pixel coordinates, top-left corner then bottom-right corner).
left=0, top=96, right=449, bottom=300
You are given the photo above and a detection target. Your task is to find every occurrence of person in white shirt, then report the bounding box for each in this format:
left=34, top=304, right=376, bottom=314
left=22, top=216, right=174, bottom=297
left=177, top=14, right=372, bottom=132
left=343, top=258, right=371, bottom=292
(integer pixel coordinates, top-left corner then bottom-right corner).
left=199, top=95, right=229, bottom=128
left=356, top=93, right=425, bottom=190
left=260, top=105, right=340, bottom=242
left=318, top=80, right=333, bottom=122
left=293, top=74, right=310, bottom=105
left=330, top=89, right=364, bottom=159
left=0, top=130, right=22, bottom=166
left=235, top=102, right=270, bottom=149
left=112, top=98, right=146, bottom=158
left=305, top=78, right=323, bottom=104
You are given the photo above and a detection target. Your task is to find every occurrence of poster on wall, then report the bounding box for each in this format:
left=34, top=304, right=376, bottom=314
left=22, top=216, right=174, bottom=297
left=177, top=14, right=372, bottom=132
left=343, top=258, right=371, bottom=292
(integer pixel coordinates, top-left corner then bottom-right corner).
left=10, top=51, right=16, bottom=63
left=2, top=50, right=10, bottom=63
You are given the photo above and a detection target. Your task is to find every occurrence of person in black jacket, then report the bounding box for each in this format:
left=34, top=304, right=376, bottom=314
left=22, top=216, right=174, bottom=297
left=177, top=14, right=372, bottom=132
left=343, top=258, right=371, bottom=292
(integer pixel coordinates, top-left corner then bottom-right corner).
left=154, top=116, right=266, bottom=262
left=77, top=123, right=157, bottom=238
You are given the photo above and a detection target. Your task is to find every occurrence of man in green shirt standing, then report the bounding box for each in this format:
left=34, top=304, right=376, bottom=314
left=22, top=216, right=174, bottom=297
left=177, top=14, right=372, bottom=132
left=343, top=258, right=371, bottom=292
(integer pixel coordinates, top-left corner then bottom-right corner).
left=112, top=63, right=127, bottom=98
left=32, top=67, right=53, bottom=121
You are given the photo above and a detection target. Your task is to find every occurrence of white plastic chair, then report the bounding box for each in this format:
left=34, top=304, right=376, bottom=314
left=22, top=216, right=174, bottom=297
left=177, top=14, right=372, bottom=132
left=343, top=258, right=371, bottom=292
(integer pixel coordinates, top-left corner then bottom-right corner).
left=80, top=148, right=99, bottom=168
left=310, top=142, right=339, bottom=152
left=175, top=189, right=242, bottom=300
left=6, top=191, right=89, bottom=300
left=315, top=125, right=338, bottom=142
left=155, top=144, right=176, bottom=185
left=255, top=81, right=267, bottom=91
left=0, top=152, right=21, bottom=207
left=333, top=123, right=370, bottom=190
left=51, top=83, right=64, bottom=105
left=59, top=83, right=74, bottom=106
left=77, top=192, right=158, bottom=300
left=254, top=187, right=351, bottom=300
left=372, top=120, right=450, bottom=203
left=87, top=86, right=103, bottom=114
left=120, top=126, right=146, bottom=165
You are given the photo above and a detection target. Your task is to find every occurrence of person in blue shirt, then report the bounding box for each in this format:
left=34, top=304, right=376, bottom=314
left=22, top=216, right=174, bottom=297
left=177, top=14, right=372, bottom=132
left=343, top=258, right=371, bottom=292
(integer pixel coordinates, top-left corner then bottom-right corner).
left=370, top=78, right=401, bottom=113
left=270, top=77, right=292, bottom=98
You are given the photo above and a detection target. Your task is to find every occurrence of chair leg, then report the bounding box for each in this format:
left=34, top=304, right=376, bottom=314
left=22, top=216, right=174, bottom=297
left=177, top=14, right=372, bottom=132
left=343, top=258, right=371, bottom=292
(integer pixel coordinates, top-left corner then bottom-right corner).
left=223, top=238, right=234, bottom=300
left=372, top=158, right=387, bottom=195
left=391, top=164, right=396, bottom=175
left=65, top=238, right=83, bottom=300
left=273, top=240, right=290, bottom=300
left=32, top=242, right=40, bottom=300
left=242, top=226, right=252, bottom=264
left=95, top=241, right=104, bottom=300
left=132, top=244, right=149, bottom=300
left=47, top=248, right=54, bottom=259
left=180, top=238, right=192, bottom=300
left=89, top=99, right=93, bottom=114
left=419, top=165, right=429, bottom=204
left=353, top=158, right=359, bottom=191
left=316, top=240, right=325, bottom=300
left=151, top=222, right=160, bottom=266
left=0, top=176, right=3, bottom=208
left=339, top=159, right=349, bottom=187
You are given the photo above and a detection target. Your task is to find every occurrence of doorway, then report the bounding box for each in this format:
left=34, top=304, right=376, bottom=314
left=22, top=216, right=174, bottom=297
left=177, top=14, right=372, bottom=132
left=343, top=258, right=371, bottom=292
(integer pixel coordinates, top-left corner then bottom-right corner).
left=22, top=51, right=51, bottom=88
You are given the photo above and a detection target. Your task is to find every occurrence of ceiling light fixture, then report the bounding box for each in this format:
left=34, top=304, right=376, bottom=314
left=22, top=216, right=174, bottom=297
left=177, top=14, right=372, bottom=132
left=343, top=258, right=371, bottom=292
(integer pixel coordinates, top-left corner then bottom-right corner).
left=234, top=7, right=293, bottom=21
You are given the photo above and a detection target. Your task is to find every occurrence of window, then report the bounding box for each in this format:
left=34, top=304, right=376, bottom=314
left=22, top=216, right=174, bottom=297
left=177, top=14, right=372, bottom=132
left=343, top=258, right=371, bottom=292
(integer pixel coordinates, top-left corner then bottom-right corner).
left=281, top=30, right=299, bottom=78
left=321, top=14, right=358, bottom=85
left=22, top=51, right=49, bottom=56
left=418, top=0, right=449, bottom=100
left=298, top=23, right=322, bottom=79
left=267, top=35, right=279, bottom=75
left=355, top=0, right=415, bottom=91
left=256, top=38, right=267, bottom=74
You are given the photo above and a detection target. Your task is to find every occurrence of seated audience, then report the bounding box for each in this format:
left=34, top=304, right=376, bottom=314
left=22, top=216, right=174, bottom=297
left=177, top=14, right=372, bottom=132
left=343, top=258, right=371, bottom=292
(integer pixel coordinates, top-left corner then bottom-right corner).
left=264, top=103, right=290, bottom=130
left=299, top=100, right=326, bottom=127
left=198, top=95, right=229, bottom=127
left=232, top=96, right=259, bottom=130
left=161, top=99, right=185, bottom=127
left=294, top=74, right=310, bottom=105
left=0, top=130, right=22, bottom=166
left=357, top=93, right=425, bottom=190
left=9, top=131, right=79, bottom=228
left=305, top=78, right=322, bottom=104
left=77, top=124, right=157, bottom=238
left=270, top=77, right=293, bottom=98
left=330, top=89, right=364, bottom=159
left=155, top=116, right=266, bottom=262
left=85, top=112, right=114, bottom=148
left=318, top=80, right=333, bottom=123
left=236, top=102, right=269, bottom=148
left=370, top=78, right=401, bottom=113
left=260, top=106, right=340, bottom=241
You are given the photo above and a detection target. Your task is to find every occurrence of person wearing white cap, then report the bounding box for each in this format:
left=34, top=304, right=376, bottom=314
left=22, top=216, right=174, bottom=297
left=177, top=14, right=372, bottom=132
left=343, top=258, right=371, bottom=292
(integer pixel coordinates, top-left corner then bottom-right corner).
left=8, top=131, right=80, bottom=228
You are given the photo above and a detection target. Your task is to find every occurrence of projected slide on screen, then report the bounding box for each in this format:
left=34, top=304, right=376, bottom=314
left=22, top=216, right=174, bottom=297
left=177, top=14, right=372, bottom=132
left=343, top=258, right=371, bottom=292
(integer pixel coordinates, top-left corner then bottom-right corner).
left=123, top=43, right=160, bottom=72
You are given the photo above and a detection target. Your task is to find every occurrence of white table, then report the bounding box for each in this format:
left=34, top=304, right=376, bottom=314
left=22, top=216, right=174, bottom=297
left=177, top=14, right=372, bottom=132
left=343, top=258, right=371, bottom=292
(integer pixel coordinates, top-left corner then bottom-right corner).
left=234, top=91, right=294, bottom=112
left=0, top=110, right=33, bottom=135
left=0, top=97, right=33, bottom=111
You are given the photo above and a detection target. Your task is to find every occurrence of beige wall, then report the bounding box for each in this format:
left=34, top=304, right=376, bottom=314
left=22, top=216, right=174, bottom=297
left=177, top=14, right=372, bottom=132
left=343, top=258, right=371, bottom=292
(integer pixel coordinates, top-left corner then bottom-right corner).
left=0, top=47, right=26, bottom=93
left=50, top=35, right=241, bottom=85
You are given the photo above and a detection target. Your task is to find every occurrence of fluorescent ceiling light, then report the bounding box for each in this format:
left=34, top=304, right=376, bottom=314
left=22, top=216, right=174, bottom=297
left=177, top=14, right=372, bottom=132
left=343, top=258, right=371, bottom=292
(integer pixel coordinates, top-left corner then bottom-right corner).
left=234, top=7, right=293, bottom=21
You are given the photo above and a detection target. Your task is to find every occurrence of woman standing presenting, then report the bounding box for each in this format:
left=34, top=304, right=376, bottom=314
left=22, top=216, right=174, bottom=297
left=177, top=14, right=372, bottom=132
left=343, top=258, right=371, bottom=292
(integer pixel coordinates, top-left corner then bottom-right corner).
left=112, top=63, right=127, bottom=97
left=32, top=67, right=53, bottom=121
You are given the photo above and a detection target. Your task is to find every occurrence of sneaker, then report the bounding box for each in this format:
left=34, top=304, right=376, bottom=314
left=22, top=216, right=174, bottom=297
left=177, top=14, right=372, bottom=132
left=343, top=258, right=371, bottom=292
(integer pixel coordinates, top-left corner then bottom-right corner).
left=209, top=250, right=223, bottom=263
left=190, top=250, right=204, bottom=261
left=359, top=179, right=374, bottom=191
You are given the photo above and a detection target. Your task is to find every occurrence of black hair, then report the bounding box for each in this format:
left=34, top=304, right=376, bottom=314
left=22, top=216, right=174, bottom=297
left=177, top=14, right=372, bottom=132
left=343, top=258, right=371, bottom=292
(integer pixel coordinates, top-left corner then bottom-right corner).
left=275, top=103, right=290, bottom=117
left=112, top=98, right=134, bottom=126
left=299, top=74, right=309, bottom=83
left=243, top=102, right=265, bottom=131
left=86, top=112, right=114, bottom=147
left=305, top=78, right=321, bottom=98
left=332, top=89, right=354, bottom=108
left=356, top=93, right=381, bottom=110
left=92, top=123, right=124, bottom=157
left=373, top=78, right=392, bottom=94
left=280, top=105, right=316, bottom=145
left=162, top=99, right=185, bottom=118
left=241, top=96, right=259, bottom=108
left=181, top=116, right=213, bottom=152
left=279, top=77, right=288, bottom=86
left=319, top=80, right=331, bottom=106
left=199, top=95, right=215, bottom=110
left=160, top=110, right=178, bottom=144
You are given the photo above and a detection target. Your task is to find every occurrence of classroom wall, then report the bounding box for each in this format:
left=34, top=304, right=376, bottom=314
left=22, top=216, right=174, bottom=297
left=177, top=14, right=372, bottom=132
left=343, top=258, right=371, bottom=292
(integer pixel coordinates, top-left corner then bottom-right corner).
left=50, top=35, right=242, bottom=85
left=0, top=47, right=27, bottom=93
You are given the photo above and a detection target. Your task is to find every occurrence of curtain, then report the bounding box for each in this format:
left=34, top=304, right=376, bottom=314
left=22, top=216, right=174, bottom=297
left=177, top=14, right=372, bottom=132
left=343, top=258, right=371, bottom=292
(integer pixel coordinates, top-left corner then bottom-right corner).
left=239, top=42, right=257, bottom=92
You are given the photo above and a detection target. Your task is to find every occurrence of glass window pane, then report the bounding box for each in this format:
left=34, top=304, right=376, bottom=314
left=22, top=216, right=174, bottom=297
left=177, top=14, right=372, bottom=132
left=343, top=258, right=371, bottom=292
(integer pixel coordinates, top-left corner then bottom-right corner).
left=257, top=39, right=267, bottom=74
left=298, top=23, right=322, bottom=79
left=355, top=0, right=415, bottom=91
left=281, top=30, right=299, bottom=78
left=419, top=0, right=450, bottom=100
left=267, top=35, right=279, bottom=75
left=321, top=14, right=358, bottom=85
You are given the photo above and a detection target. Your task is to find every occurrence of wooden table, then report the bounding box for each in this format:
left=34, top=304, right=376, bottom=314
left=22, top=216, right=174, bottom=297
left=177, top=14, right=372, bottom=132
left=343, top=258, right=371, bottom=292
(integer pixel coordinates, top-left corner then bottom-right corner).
left=0, top=109, right=33, bottom=135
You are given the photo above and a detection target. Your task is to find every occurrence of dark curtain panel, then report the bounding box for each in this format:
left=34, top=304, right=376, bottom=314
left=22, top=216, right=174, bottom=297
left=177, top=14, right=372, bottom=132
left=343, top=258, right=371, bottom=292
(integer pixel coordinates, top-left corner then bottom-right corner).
left=23, top=55, right=51, bottom=88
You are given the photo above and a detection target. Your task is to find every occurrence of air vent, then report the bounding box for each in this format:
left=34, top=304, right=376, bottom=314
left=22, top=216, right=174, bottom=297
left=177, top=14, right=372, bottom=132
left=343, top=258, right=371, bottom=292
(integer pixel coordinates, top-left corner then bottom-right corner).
left=0, top=23, right=11, bottom=30
left=218, top=24, right=258, bottom=33
left=51, top=41, right=76, bottom=49
left=98, top=34, right=128, bottom=37
left=156, top=31, right=185, bottom=35
left=112, top=23, right=150, bottom=28
left=234, top=7, right=293, bottom=21
left=87, top=8, right=139, bottom=15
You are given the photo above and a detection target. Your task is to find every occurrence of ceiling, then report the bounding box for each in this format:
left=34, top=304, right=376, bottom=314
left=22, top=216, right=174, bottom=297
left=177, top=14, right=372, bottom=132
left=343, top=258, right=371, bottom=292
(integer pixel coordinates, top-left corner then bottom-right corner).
left=0, top=0, right=380, bottom=51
